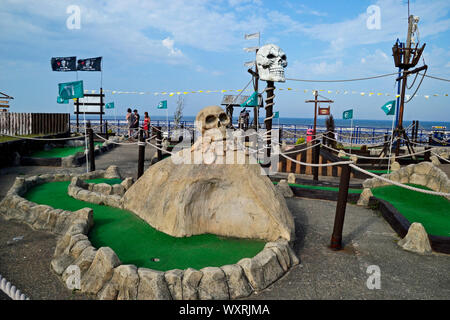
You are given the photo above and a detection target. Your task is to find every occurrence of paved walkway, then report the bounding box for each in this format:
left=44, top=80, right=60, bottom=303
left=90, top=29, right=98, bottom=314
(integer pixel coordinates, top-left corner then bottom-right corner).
left=0, top=144, right=449, bottom=300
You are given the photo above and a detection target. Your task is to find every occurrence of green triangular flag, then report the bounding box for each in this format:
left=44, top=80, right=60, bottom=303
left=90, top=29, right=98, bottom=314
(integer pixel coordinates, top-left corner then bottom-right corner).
left=157, top=100, right=167, bottom=109
left=57, top=96, right=69, bottom=104
left=240, top=91, right=258, bottom=107
left=58, top=80, right=84, bottom=100
left=273, top=111, right=279, bottom=119
left=105, top=102, right=114, bottom=109
left=343, top=109, right=353, bottom=119
left=381, top=100, right=396, bottom=115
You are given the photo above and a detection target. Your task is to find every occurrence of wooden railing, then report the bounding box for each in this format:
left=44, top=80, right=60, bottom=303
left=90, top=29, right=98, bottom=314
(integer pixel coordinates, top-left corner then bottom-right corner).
left=0, top=113, right=69, bottom=136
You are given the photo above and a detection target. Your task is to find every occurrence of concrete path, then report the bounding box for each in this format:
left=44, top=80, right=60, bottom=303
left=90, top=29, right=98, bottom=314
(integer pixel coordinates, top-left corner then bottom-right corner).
left=0, top=144, right=449, bottom=300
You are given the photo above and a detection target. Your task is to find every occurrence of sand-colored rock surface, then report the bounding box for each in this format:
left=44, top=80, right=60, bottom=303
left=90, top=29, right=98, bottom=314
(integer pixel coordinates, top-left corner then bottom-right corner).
left=122, top=157, right=295, bottom=242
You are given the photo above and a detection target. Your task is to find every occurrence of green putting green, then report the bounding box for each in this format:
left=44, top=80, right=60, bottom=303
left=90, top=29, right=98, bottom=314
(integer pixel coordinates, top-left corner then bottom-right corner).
left=367, top=169, right=392, bottom=174
left=372, top=184, right=450, bottom=237
left=30, top=142, right=103, bottom=158
left=273, top=181, right=362, bottom=194
left=24, top=179, right=265, bottom=271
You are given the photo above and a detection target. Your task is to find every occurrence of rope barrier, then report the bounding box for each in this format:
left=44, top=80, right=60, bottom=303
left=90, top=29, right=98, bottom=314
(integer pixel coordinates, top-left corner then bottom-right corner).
left=431, top=151, right=450, bottom=163
left=349, top=163, right=450, bottom=197
left=320, top=142, right=438, bottom=160
left=278, top=150, right=354, bottom=167
left=0, top=274, right=30, bottom=300
left=145, top=139, right=175, bottom=155
left=94, top=133, right=140, bottom=145
left=324, top=134, right=390, bottom=147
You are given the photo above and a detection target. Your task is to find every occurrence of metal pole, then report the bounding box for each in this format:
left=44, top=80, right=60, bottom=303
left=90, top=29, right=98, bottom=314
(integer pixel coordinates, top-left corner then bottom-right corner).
left=105, top=121, right=109, bottom=140
left=330, top=163, right=351, bottom=250
left=138, top=129, right=145, bottom=178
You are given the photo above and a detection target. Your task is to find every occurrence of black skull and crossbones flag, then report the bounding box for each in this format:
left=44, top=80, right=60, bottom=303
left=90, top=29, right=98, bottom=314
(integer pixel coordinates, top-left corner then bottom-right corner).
left=77, top=57, right=102, bottom=71
left=51, top=56, right=77, bottom=71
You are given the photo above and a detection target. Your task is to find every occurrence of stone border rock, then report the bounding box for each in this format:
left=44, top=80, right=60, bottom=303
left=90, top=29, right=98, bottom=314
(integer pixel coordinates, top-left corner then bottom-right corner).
left=357, top=161, right=450, bottom=206
left=0, top=167, right=300, bottom=300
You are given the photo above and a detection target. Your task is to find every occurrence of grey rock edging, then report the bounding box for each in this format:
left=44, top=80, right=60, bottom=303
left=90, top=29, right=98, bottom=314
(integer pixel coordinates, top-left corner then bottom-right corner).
left=63, top=139, right=119, bottom=168
left=357, top=161, right=450, bottom=206
left=0, top=170, right=300, bottom=300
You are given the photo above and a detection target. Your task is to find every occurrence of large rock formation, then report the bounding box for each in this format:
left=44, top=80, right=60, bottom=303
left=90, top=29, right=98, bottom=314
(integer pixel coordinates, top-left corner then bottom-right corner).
left=122, top=159, right=294, bottom=241
left=122, top=105, right=295, bottom=242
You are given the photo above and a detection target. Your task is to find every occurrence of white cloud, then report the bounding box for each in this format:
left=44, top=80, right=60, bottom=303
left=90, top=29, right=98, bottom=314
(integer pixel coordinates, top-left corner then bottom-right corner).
left=162, top=37, right=183, bottom=57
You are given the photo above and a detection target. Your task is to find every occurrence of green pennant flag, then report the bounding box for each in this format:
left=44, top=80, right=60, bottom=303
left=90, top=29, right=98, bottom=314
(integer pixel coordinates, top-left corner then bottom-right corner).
left=381, top=100, right=396, bottom=115
left=343, top=109, right=353, bottom=120
left=58, top=80, right=84, bottom=100
left=57, top=96, right=69, bottom=104
left=273, top=111, right=279, bottom=119
left=105, top=102, right=114, bottom=109
left=157, top=100, right=167, bottom=109
left=240, top=91, right=258, bottom=107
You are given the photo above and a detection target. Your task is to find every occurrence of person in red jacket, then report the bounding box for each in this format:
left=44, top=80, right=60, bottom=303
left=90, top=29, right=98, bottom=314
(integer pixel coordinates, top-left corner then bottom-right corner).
left=143, top=112, right=151, bottom=139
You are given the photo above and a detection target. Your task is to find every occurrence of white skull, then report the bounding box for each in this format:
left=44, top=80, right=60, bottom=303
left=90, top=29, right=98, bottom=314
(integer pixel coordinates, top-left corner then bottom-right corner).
left=195, top=105, right=230, bottom=136
left=256, top=44, right=287, bottom=82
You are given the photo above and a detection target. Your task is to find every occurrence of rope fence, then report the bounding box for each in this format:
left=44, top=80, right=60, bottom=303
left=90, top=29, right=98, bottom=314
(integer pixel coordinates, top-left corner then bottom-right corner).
left=0, top=274, right=29, bottom=300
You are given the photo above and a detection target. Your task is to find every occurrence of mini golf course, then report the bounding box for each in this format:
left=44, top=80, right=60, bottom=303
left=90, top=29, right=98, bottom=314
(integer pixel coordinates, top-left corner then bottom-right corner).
left=30, top=142, right=103, bottom=158
left=24, top=179, right=265, bottom=271
left=372, top=184, right=450, bottom=237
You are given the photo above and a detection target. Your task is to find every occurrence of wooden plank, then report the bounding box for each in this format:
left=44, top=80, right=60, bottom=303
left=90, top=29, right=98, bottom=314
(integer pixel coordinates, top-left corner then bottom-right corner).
left=295, top=153, right=301, bottom=174
left=306, top=144, right=312, bottom=175
left=286, top=157, right=292, bottom=173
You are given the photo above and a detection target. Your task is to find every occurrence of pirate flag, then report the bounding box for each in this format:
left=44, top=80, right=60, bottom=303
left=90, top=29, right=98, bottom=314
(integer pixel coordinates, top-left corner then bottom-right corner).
left=77, top=57, right=102, bottom=71
left=51, top=56, right=77, bottom=71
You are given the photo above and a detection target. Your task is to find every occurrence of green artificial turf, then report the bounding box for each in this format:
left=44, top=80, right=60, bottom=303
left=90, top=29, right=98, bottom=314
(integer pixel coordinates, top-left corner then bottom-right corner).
left=273, top=181, right=362, bottom=194
left=367, top=169, right=392, bottom=174
left=372, top=184, right=450, bottom=237
left=24, top=179, right=265, bottom=271
left=30, top=142, right=103, bottom=158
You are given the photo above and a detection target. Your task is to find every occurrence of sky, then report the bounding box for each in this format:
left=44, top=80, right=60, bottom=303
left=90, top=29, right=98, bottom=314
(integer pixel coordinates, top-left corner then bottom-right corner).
left=1, top=0, right=449, bottom=121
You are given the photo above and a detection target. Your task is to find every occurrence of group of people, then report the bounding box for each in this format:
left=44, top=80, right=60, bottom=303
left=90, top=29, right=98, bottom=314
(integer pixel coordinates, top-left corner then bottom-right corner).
left=126, top=108, right=151, bottom=140
left=238, top=108, right=250, bottom=131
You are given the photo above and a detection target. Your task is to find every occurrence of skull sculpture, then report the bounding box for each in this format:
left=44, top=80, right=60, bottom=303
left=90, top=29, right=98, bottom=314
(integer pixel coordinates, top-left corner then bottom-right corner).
left=256, top=44, right=287, bottom=82
left=195, top=105, right=230, bottom=136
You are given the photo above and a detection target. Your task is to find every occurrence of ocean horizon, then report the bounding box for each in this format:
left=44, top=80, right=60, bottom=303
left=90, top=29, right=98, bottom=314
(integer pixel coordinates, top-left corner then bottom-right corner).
left=72, top=115, right=450, bottom=131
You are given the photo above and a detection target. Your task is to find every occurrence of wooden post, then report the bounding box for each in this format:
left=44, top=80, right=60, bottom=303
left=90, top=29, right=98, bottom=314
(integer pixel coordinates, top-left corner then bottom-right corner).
left=105, top=121, right=109, bottom=140
left=313, top=142, right=320, bottom=181
left=330, top=163, right=351, bottom=250
left=264, top=81, right=274, bottom=161
left=87, top=121, right=95, bottom=172
left=76, top=98, right=79, bottom=133
left=156, top=126, right=162, bottom=161
left=424, top=134, right=432, bottom=161
left=100, top=88, right=104, bottom=131
left=138, top=129, right=145, bottom=178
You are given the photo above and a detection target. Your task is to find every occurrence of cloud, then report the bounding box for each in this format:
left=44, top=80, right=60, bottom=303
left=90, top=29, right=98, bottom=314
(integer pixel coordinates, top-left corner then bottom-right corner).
left=162, top=37, right=183, bottom=57
left=277, top=0, right=450, bottom=52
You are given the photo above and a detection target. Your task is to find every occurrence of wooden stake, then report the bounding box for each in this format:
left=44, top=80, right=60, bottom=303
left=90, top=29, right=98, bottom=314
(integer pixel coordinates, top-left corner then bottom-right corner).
left=330, top=163, right=351, bottom=250
left=138, top=129, right=145, bottom=178
left=87, top=121, right=95, bottom=172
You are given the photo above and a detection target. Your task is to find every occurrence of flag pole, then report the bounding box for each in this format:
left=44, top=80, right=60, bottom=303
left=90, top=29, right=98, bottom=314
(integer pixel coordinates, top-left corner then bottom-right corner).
left=387, top=110, right=396, bottom=173
left=349, top=118, right=353, bottom=155
left=83, top=102, right=89, bottom=174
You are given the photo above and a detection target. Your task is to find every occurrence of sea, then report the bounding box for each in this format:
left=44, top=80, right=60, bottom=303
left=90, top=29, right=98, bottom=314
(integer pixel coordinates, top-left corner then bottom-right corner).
left=72, top=115, right=450, bottom=131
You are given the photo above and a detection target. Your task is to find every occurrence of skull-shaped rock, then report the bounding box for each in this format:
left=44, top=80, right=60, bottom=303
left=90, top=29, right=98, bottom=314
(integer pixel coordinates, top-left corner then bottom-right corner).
left=256, top=44, right=287, bottom=82
left=195, top=105, right=230, bottom=138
